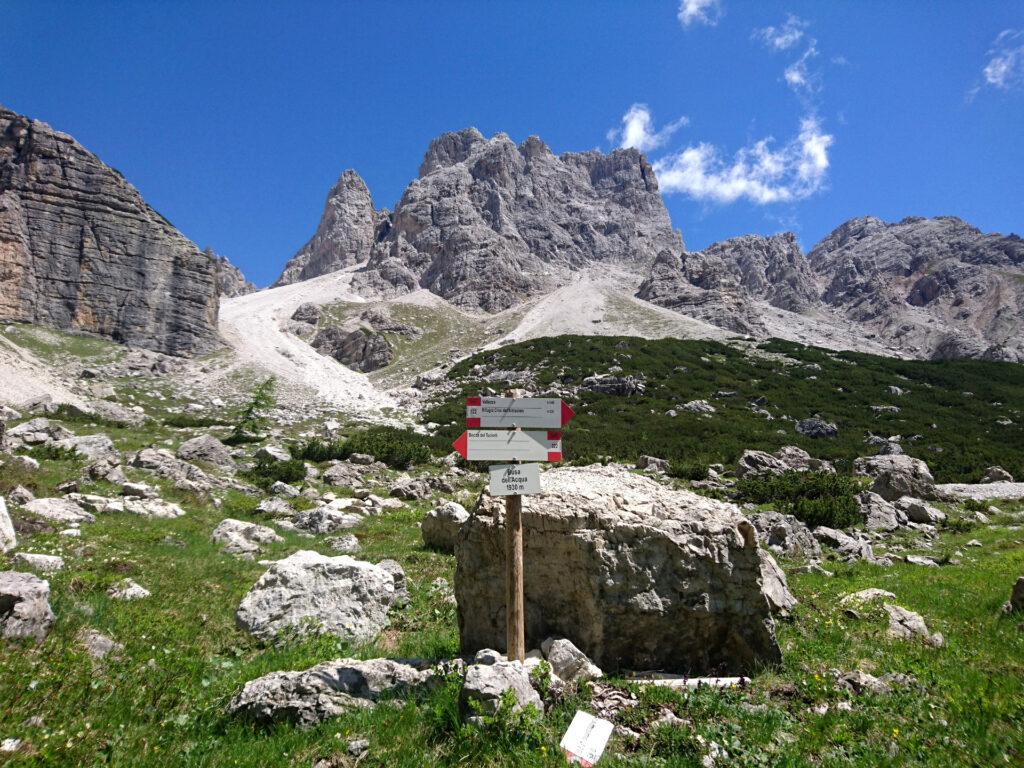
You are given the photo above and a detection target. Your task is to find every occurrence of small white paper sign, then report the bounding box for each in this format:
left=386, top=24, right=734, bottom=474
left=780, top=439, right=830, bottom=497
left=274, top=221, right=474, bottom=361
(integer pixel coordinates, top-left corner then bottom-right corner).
left=559, top=710, right=614, bottom=766
left=488, top=463, right=542, bottom=496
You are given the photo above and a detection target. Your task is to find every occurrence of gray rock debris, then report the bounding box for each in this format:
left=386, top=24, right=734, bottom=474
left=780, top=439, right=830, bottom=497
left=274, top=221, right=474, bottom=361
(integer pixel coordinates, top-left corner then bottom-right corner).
left=23, top=497, right=94, bottom=525
left=855, top=454, right=937, bottom=501
left=540, top=637, right=603, bottom=683
left=895, top=497, right=946, bottom=525
left=0, top=570, right=55, bottom=641
left=12, top=553, right=64, bottom=573
left=982, top=466, right=1014, bottom=483
left=795, top=418, right=839, bottom=438
left=461, top=661, right=544, bottom=719
left=228, top=657, right=431, bottom=727
left=636, top=455, right=670, bottom=473
left=749, top=510, right=821, bottom=559
left=0, top=106, right=220, bottom=356
left=176, top=434, right=235, bottom=471
left=455, top=464, right=784, bottom=674
left=736, top=445, right=834, bottom=479
left=421, top=501, right=470, bottom=553
left=884, top=604, right=944, bottom=647
left=108, top=579, right=150, bottom=601
left=212, top=519, right=283, bottom=559
left=856, top=491, right=907, bottom=531
left=236, top=551, right=399, bottom=643
left=78, top=628, right=123, bottom=661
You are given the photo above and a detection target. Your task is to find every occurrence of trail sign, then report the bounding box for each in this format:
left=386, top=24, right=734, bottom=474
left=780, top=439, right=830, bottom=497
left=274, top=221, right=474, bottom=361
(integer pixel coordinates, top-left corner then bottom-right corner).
left=452, top=429, right=562, bottom=462
left=489, top=463, right=542, bottom=496
left=560, top=710, right=614, bottom=766
left=466, top=396, right=575, bottom=429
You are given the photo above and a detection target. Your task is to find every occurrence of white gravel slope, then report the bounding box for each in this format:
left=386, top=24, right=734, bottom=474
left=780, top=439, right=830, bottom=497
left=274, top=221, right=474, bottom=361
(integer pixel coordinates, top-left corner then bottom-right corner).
left=218, top=267, right=400, bottom=418
left=0, top=334, right=84, bottom=407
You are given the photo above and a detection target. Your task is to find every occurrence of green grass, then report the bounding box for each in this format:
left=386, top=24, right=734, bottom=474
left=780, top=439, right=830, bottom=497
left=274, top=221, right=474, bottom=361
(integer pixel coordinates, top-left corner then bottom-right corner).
left=423, top=335, right=1024, bottom=483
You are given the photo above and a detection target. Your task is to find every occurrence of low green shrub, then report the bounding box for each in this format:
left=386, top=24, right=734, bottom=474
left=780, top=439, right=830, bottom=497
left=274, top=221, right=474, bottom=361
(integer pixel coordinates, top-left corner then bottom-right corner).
left=26, top=444, right=82, bottom=462
left=736, top=470, right=861, bottom=529
left=668, top=460, right=710, bottom=481
left=245, top=457, right=306, bottom=490
left=292, top=427, right=433, bottom=469
left=162, top=414, right=231, bottom=429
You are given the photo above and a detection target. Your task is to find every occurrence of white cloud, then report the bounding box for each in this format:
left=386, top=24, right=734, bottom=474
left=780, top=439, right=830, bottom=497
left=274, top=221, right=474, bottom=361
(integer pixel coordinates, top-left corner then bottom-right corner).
left=678, top=0, right=722, bottom=28
left=754, top=14, right=807, bottom=51
left=784, top=40, right=820, bottom=93
left=608, top=104, right=689, bottom=152
left=652, top=117, right=834, bottom=205
left=982, top=29, right=1024, bottom=89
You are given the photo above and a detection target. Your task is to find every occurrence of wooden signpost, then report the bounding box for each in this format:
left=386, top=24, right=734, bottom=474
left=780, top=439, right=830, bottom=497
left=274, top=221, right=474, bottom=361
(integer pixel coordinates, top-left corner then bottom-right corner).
left=452, top=395, right=574, bottom=661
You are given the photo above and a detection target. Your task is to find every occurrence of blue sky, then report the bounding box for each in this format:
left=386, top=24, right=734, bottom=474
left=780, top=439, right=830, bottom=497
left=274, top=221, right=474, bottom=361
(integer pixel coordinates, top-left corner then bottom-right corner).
left=3, top=1, right=1022, bottom=287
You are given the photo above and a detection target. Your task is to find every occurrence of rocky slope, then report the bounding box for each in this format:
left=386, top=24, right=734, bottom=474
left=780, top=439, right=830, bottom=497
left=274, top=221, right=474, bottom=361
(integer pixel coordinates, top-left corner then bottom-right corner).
left=274, top=170, right=385, bottom=287
left=809, top=216, right=1024, bottom=361
left=640, top=217, right=1024, bottom=361
left=0, top=106, right=220, bottom=356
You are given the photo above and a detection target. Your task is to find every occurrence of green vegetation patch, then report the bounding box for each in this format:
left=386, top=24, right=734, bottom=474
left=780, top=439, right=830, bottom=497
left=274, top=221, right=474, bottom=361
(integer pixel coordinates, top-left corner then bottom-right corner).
left=424, top=336, right=1024, bottom=483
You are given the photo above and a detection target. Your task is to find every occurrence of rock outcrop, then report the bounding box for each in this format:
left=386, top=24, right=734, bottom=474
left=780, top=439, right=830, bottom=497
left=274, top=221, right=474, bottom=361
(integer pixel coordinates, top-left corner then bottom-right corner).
left=809, top=216, right=1024, bottom=362
left=353, top=128, right=681, bottom=311
left=638, top=215, right=1024, bottom=361
left=0, top=106, right=220, bottom=356
left=274, top=170, right=380, bottom=286
left=455, top=464, right=783, bottom=675
left=210, top=250, right=256, bottom=297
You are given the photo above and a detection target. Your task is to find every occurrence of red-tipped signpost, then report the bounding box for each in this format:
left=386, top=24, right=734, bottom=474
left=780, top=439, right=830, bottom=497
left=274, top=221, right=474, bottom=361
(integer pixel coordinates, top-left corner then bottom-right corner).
left=452, top=396, right=574, bottom=661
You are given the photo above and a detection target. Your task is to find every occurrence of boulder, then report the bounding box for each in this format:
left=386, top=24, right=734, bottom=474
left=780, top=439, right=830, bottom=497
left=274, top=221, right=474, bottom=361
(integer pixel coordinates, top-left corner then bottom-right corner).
left=87, top=400, right=146, bottom=427
left=748, top=511, right=821, bottom=558
left=982, top=466, right=1014, bottom=483
left=176, top=435, right=235, bottom=471
left=254, top=446, right=291, bottom=463
left=636, top=455, right=670, bottom=473
left=228, top=657, right=431, bottom=727
left=681, top=400, right=716, bottom=415
left=856, top=491, right=906, bottom=531
left=3, top=418, right=72, bottom=449
left=0, top=498, right=15, bottom=553
left=854, top=455, right=936, bottom=501
left=290, top=302, right=321, bottom=325
left=884, top=604, right=943, bottom=647
left=8, top=486, right=34, bottom=505
left=455, top=464, right=783, bottom=674
left=130, top=448, right=212, bottom=493
left=122, top=498, right=186, bottom=519
left=377, top=559, right=409, bottom=608
left=52, top=434, right=118, bottom=462
left=0, top=571, right=55, bottom=641
left=293, top=505, right=364, bottom=534
left=581, top=375, right=646, bottom=396
left=236, top=551, right=398, bottom=643
left=795, top=418, right=838, bottom=438
left=758, top=551, right=799, bottom=615
left=460, top=661, right=543, bottom=717
left=894, top=497, right=946, bottom=525
left=23, top=497, right=94, bottom=525
left=735, top=445, right=833, bottom=479
left=213, top=519, right=283, bottom=558
left=541, top=637, right=603, bottom=683
left=813, top=526, right=878, bottom=562
left=326, top=534, right=361, bottom=554
left=421, top=501, right=470, bottom=553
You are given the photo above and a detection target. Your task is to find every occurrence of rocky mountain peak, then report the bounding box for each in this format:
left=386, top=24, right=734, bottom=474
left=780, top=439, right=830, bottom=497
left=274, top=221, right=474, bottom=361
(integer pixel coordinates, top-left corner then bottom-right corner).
left=418, top=127, right=486, bottom=177
left=273, top=169, right=377, bottom=287
left=0, top=106, right=220, bottom=356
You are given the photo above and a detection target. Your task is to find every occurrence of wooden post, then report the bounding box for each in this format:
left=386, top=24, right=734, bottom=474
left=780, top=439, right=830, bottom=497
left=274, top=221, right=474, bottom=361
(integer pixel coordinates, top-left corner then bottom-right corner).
left=505, top=492, right=525, bottom=662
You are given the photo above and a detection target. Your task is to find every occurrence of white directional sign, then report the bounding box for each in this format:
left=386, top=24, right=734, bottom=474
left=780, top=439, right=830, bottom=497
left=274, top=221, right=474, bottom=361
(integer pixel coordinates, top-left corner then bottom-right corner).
left=466, top=396, right=575, bottom=429
left=489, top=463, right=542, bottom=496
left=560, top=710, right=614, bottom=766
left=452, top=429, right=562, bottom=462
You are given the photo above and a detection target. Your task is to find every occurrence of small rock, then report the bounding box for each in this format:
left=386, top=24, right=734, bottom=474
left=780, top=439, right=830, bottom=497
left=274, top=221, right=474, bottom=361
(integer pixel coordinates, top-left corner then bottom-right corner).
left=0, top=498, right=16, bottom=553
left=421, top=501, right=469, bottom=553
left=0, top=571, right=55, bottom=641
left=460, top=661, right=543, bottom=719
left=13, top=553, right=65, bottom=573
left=213, top=519, right=283, bottom=558
left=108, top=579, right=151, bottom=601
left=884, top=604, right=943, bottom=646
left=981, top=466, right=1014, bottom=483
left=78, top=628, right=123, bottom=660
left=540, top=637, right=603, bottom=683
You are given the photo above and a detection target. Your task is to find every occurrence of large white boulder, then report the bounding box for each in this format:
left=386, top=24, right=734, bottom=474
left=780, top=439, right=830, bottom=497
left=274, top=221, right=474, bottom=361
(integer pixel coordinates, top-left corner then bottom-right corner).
left=52, top=434, right=118, bottom=462
left=854, top=455, right=936, bottom=501
left=23, top=497, right=95, bottom=525
left=455, top=464, right=784, bottom=675
left=236, top=551, right=399, bottom=643
left=177, top=434, right=235, bottom=471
